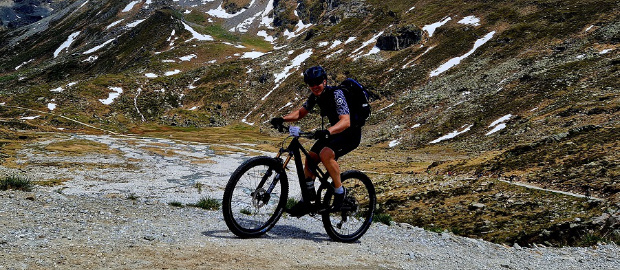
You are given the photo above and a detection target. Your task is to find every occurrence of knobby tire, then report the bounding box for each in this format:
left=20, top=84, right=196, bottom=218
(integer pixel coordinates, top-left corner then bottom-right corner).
left=222, top=156, right=288, bottom=238
left=321, top=170, right=376, bottom=242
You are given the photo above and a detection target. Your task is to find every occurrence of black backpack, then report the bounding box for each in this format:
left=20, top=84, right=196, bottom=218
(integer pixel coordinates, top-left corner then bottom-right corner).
left=339, top=78, right=371, bottom=127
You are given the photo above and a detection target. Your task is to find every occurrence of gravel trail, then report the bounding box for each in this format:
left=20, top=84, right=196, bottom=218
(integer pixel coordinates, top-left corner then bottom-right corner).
left=1, top=134, right=618, bottom=269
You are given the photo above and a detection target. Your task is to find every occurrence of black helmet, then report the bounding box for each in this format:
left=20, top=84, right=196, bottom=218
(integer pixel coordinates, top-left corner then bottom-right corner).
left=303, top=66, right=327, bottom=86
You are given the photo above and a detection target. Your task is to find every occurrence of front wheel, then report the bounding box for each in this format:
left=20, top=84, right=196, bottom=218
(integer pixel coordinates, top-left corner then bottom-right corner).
left=321, top=170, right=376, bottom=242
left=222, top=156, right=288, bottom=238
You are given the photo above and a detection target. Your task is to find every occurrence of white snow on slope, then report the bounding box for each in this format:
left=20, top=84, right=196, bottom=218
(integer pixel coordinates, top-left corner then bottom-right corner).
left=283, top=7, right=313, bottom=39
left=458, top=16, right=480, bottom=26
left=430, top=31, right=495, bottom=77
left=99, top=87, right=123, bottom=105
left=207, top=5, right=237, bottom=18
left=329, top=40, right=343, bottom=49
left=179, top=54, right=197, bottom=61
left=241, top=51, right=266, bottom=59
left=54, top=31, right=80, bottom=58
left=259, top=0, right=275, bottom=28
left=122, top=1, right=141, bottom=12
left=423, top=17, right=451, bottom=37
left=127, top=19, right=145, bottom=28
left=182, top=22, right=214, bottom=41
left=257, top=30, right=274, bottom=42
left=486, top=114, right=512, bottom=135
left=351, top=31, right=384, bottom=57
left=389, top=139, right=400, bottom=148
left=264, top=49, right=313, bottom=100
left=229, top=0, right=260, bottom=32
left=165, top=70, right=181, bottom=76
left=83, top=39, right=115, bottom=55
left=106, top=19, right=124, bottom=30
left=430, top=124, right=473, bottom=144
left=50, top=87, right=64, bottom=93
left=15, top=59, right=34, bottom=70
left=78, top=0, right=89, bottom=9
left=243, top=49, right=313, bottom=125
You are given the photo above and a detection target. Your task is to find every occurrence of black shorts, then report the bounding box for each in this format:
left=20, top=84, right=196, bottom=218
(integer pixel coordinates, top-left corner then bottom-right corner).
left=310, top=127, right=361, bottom=160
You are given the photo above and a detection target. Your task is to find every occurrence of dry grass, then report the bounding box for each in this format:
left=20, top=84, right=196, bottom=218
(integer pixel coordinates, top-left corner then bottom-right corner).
left=45, top=139, right=122, bottom=156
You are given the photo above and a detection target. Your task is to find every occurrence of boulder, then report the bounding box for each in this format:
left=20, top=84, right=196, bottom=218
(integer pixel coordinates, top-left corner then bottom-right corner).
left=376, top=25, right=423, bottom=51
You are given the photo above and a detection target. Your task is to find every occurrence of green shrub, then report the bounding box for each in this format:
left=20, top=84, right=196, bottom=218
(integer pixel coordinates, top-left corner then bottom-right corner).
left=193, top=196, right=221, bottom=210
left=373, top=212, right=393, bottom=225
left=0, top=175, right=33, bottom=191
left=286, top=198, right=298, bottom=210
left=373, top=205, right=393, bottom=225
left=168, top=201, right=184, bottom=207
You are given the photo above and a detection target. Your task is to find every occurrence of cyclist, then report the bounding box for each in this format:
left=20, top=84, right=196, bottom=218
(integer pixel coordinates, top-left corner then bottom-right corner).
left=270, top=66, right=362, bottom=217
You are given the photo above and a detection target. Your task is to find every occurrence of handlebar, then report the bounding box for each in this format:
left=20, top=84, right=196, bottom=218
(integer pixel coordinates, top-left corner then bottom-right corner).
left=272, top=123, right=315, bottom=139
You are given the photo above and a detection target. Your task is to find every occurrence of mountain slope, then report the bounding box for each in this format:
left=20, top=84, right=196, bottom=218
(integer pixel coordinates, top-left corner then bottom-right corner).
left=0, top=0, right=618, bottom=246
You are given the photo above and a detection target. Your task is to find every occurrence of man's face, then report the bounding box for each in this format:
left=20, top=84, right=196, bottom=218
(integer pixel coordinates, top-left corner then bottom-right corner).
left=309, top=80, right=326, bottom=96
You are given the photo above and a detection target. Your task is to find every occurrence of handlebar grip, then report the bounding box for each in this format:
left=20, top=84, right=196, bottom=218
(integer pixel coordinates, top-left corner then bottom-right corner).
left=271, top=123, right=287, bottom=133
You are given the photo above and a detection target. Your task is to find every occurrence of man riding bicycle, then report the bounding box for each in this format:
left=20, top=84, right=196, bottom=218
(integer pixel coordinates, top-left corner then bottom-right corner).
left=270, top=66, right=362, bottom=217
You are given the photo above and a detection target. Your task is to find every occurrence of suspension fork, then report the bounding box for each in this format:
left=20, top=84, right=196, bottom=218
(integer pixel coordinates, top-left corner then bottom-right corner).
left=254, top=143, right=295, bottom=200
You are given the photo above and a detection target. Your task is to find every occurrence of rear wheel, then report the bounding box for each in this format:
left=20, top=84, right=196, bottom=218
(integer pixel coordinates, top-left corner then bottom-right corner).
left=222, top=156, right=288, bottom=238
left=321, top=170, right=375, bottom=242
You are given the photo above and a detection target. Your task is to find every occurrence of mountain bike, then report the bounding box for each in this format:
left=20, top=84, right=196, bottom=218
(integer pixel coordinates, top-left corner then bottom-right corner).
left=222, top=125, right=376, bottom=242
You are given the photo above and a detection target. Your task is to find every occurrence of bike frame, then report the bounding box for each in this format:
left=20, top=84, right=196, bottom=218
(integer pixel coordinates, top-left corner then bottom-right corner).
left=256, top=131, right=331, bottom=209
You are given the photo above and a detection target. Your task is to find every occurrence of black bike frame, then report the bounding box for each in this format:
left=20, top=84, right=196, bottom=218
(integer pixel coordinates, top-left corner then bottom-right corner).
left=275, top=135, right=331, bottom=204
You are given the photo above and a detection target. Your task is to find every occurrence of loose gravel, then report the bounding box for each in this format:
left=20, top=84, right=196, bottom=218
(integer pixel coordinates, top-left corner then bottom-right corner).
left=1, top=134, right=618, bottom=269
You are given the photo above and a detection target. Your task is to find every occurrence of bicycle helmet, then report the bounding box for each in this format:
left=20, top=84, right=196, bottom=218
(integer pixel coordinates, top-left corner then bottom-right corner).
left=303, top=66, right=327, bottom=86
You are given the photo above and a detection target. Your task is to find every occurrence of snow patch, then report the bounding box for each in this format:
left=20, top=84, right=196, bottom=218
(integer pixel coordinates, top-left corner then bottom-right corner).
left=389, top=139, right=400, bottom=148
left=179, top=54, right=197, bottom=61
left=257, top=30, right=274, bottom=42
left=351, top=31, right=384, bottom=57
left=50, top=87, right=64, bottom=93
left=423, top=17, right=451, bottom=37
left=83, top=39, right=115, bottom=55
left=126, top=19, right=145, bottom=28
left=485, top=114, right=512, bottom=135
left=182, top=22, right=214, bottom=41
left=458, top=16, right=480, bottom=26
left=430, top=31, right=495, bottom=77
left=206, top=4, right=238, bottom=18
left=122, top=1, right=141, bottom=12
left=329, top=40, right=343, bottom=49
left=99, top=87, right=123, bottom=105
left=486, top=123, right=506, bottom=136
left=430, top=124, right=473, bottom=144
left=106, top=19, right=123, bottom=30
left=165, top=70, right=181, bottom=76
left=15, top=59, right=34, bottom=70
left=241, top=51, right=266, bottom=59
left=264, top=49, right=313, bottom=100
left=54, top=31, right=80, bottom=58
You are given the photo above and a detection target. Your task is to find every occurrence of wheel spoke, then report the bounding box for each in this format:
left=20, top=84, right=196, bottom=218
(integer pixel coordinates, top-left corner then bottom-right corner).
left=322, top=171, right=375, bottom=242
left=223, top=157, right=288, bottom=237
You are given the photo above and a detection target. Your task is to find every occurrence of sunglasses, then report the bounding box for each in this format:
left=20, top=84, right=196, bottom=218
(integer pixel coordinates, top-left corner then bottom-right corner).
left=306, top=79, right=324, bottom=87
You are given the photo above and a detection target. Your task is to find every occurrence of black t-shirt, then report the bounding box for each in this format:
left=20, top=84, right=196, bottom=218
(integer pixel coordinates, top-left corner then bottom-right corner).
left=302, top=86, right=350, bottom=126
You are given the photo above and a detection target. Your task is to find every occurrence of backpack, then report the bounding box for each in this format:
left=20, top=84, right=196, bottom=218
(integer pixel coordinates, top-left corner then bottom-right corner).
left=339, top=78, right=371, bottom=127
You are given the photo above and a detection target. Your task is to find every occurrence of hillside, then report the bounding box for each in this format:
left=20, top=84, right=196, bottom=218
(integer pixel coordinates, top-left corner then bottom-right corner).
left=0, top=0, right=618, bottom=246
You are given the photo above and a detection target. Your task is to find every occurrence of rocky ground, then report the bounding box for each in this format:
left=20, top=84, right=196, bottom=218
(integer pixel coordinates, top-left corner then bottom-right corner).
left=1, top=132, right=618, bottom=269
left=1, top=189, right=619, bottom=270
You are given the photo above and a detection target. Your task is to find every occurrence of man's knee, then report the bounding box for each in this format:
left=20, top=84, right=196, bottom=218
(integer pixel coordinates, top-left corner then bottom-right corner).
left=319, top=147, right=336, bottom=162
